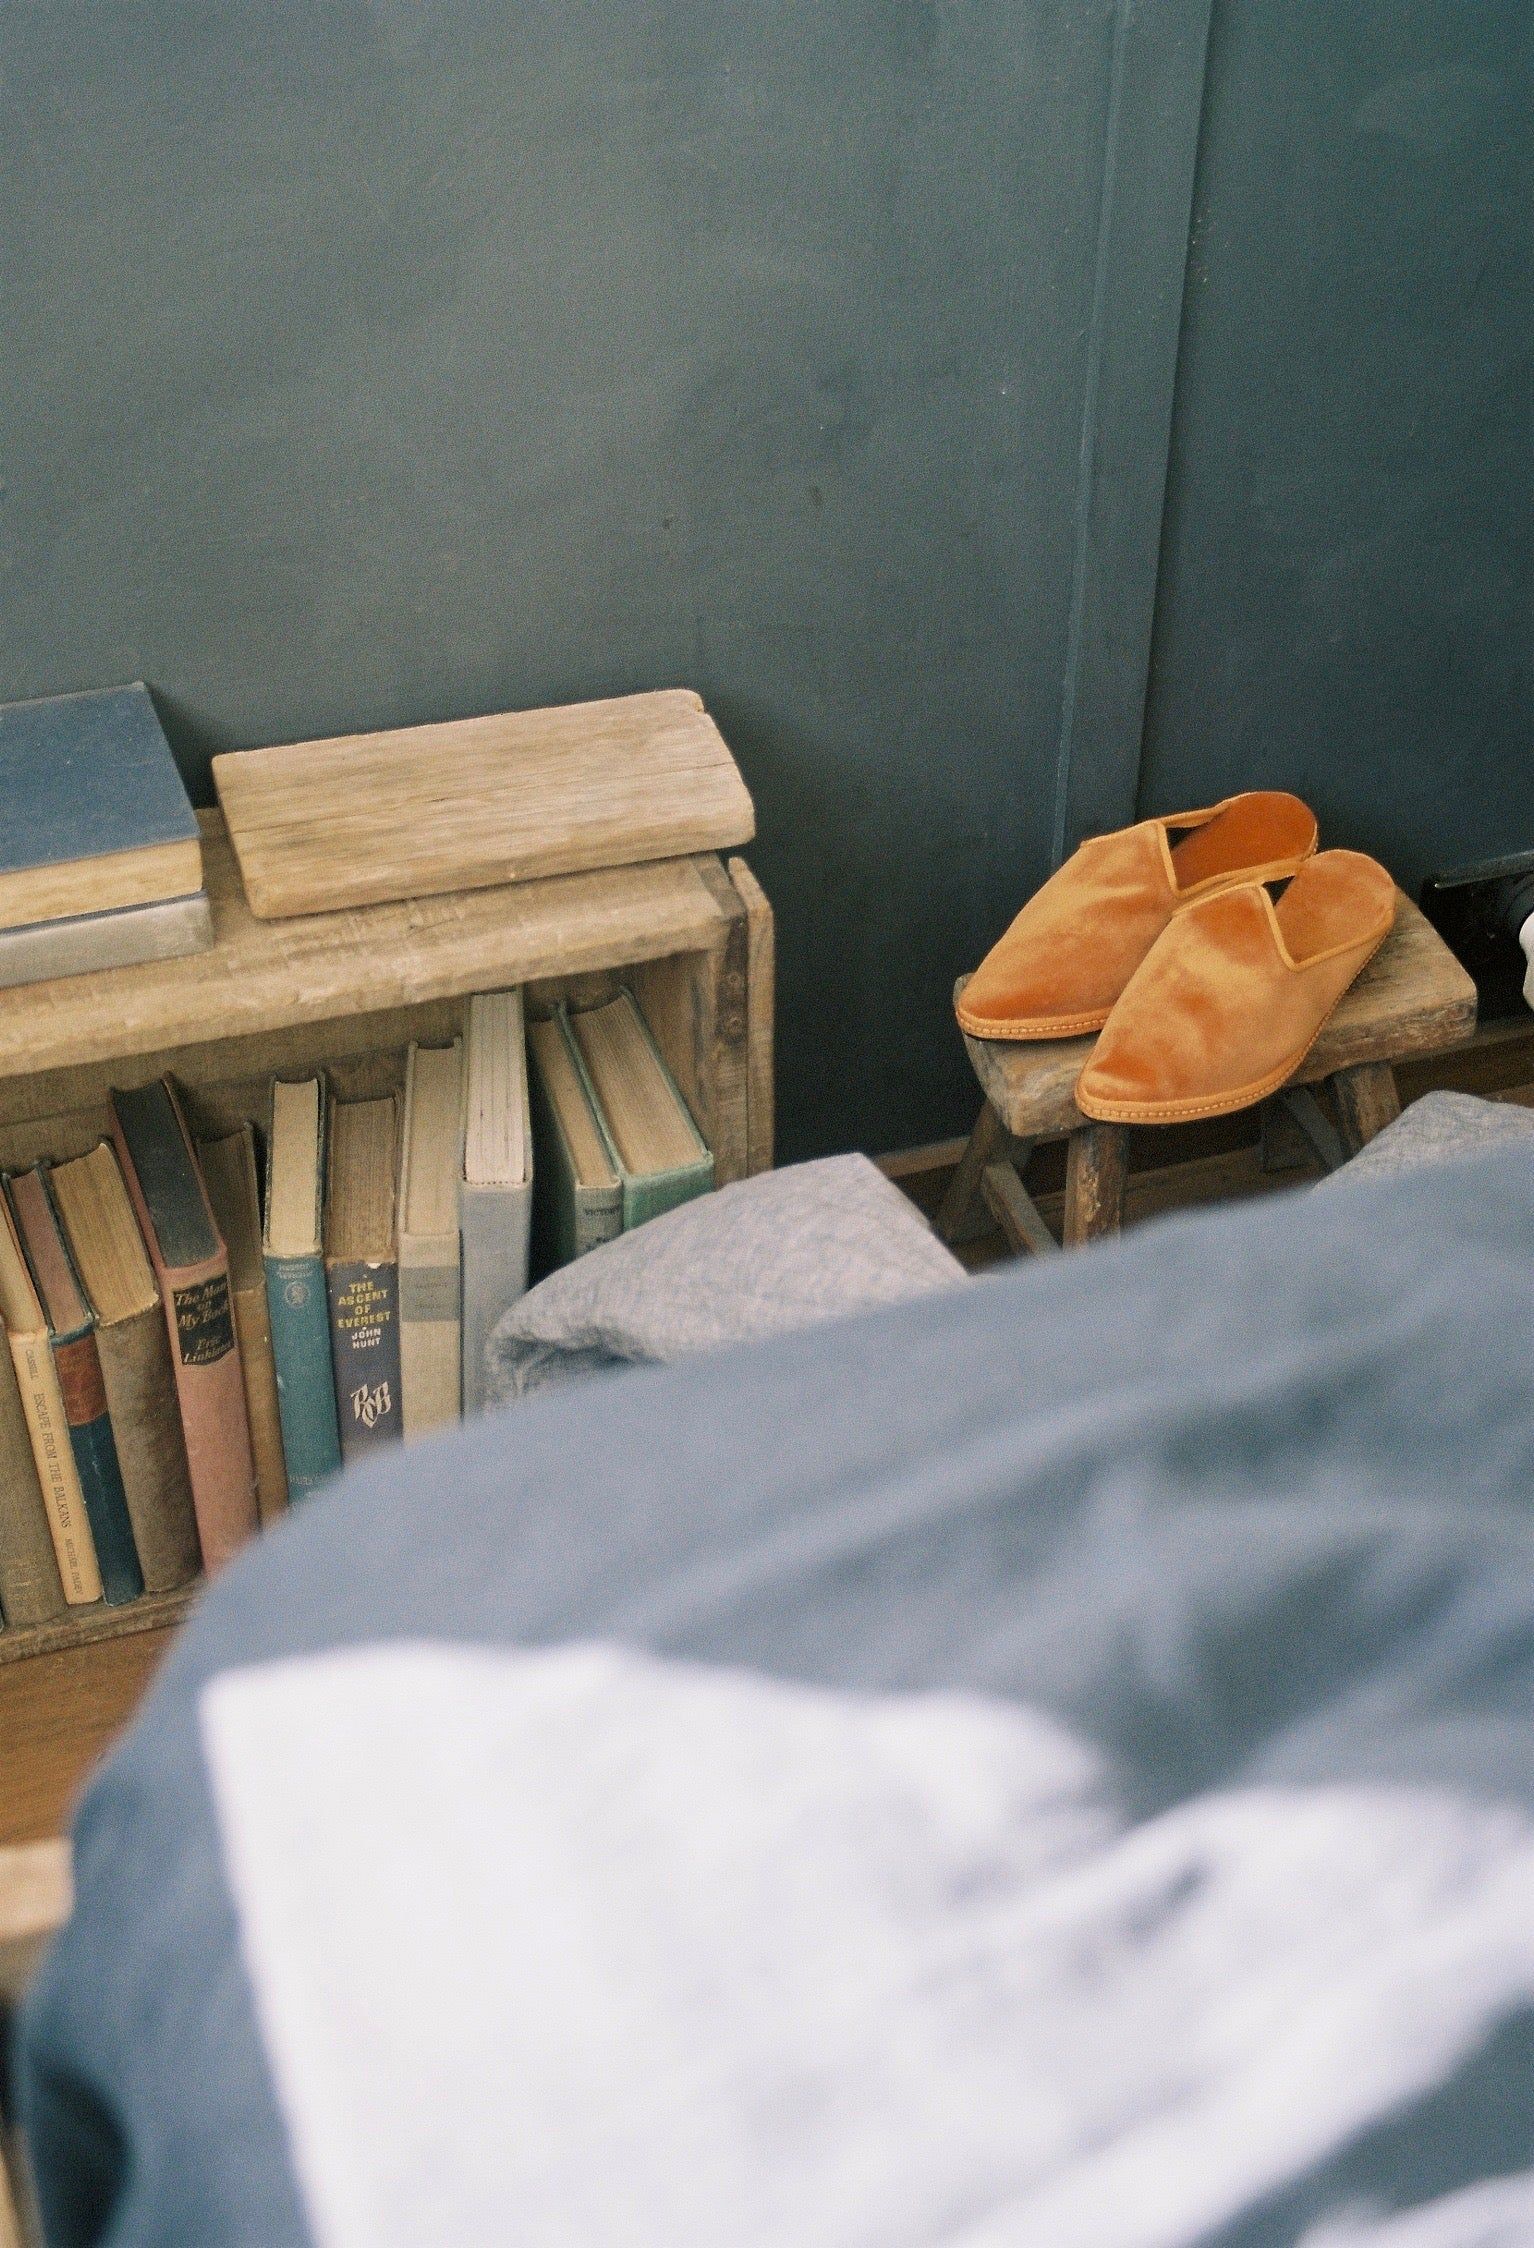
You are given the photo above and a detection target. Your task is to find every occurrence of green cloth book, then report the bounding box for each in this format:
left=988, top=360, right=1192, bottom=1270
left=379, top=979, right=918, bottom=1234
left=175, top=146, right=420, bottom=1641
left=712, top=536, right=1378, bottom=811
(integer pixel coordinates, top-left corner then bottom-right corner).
left=460, top=991, right=532, bottom=1416
left=263, top=1079, right=343, bottom=1500
left=566, top=991, right=714, bottom=1232
left=527, top=1009, right=622, bottom=1273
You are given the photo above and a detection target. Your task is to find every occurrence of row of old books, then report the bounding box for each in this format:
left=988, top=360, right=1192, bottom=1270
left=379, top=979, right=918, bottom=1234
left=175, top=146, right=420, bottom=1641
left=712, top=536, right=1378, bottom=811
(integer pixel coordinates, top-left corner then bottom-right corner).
left=0, top=1079, right=265, bottom=1629
left=0, top=984, right=713, bottom=1634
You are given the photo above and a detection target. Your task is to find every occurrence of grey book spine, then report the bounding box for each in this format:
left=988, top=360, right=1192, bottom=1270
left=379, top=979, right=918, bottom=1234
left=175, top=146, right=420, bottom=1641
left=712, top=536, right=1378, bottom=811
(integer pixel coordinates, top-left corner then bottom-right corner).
left=460, top=1181, right=533, bottom=1415
left=0, top=893, right=212, bottom=991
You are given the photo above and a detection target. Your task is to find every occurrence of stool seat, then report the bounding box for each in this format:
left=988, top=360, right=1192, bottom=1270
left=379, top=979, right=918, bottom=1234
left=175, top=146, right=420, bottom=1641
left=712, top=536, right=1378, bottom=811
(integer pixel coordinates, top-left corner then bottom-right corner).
left=941, top=891, right=1476, bottom=1253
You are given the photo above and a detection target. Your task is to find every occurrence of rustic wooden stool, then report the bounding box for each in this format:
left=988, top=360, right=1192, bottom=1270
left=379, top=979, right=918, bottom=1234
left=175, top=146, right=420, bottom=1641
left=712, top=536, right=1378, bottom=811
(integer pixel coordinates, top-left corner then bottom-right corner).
left=939, top=893, right=1476, bottom=1254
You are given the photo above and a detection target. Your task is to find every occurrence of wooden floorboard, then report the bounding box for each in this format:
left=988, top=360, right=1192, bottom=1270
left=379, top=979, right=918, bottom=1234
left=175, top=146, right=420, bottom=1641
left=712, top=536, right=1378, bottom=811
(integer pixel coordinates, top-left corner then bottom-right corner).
left=0, top=1627, right=178, bottom=1846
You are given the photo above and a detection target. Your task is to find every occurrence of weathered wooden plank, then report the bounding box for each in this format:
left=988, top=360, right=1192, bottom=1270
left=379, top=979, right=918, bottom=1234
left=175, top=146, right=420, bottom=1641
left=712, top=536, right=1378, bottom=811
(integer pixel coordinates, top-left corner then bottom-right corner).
left=1332, top=1060, right=1402, bottom=1152
left=1063, top=1123, right=1130, bottom=1246
left=981, top=1160, right=1059, bottom=1257
left=692, top=858, right=752, bottom=1188
left=0, top=1840, right=71, bottom=2003
left=213, top=690, right=755, bottom=918
left=936, top=1104, right=1006, bottom=1244
left=0, top=816, right=738, bottom=1092
left=727, top=856, right=775, bottom=1175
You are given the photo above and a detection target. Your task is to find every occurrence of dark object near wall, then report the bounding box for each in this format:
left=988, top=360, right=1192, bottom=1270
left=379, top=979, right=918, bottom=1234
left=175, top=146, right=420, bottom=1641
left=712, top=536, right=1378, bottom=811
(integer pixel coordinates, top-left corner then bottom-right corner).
left=1422, top=850, right=1534, bottom=1020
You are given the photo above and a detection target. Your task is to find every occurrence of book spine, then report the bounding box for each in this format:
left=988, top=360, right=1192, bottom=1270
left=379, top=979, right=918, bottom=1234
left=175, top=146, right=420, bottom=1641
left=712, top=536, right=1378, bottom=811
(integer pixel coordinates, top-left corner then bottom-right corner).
left=399, top=1237, right=461, bottom=1441
left=0, top=892, right=213, bottom=991
left=573, top=1184, right=623, bottom=1258
left=621, top=1158, right=715, bottom=1233
left=54, top=1334, right=144, bottom=1605
left=0, top=1332, right=66, bottom=1625
left=265, top=1251, right=343, bottom=1500
left=326, top=1258, right=402, bottom=1461
left=164, top=1263, right=259, bottom=1572
left=231, top=1280, right=289, bottom=1525
left=460, top=1183, right=532, bottom=1415
left=92, top=1311, right=201, bottom=1595
left=6, top=1331, right=101, bottom=1604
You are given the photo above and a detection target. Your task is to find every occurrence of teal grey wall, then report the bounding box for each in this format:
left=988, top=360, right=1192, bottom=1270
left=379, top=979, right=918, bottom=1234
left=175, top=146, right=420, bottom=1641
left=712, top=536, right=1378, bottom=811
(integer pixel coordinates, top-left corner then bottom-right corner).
left=1, top=4, right=1527, bottom=1158
left=1141, top=3, right=1531, bottom=895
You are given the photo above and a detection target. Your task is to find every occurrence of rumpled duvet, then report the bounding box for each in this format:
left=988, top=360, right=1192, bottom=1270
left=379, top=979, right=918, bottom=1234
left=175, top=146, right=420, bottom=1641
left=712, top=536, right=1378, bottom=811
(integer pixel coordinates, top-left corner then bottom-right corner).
left=17, top=1146, right=1534, bottom=2248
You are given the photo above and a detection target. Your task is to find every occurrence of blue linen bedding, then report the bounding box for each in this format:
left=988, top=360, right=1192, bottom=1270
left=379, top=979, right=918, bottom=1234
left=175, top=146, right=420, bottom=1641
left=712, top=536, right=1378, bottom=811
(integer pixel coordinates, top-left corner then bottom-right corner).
left=16, top=1147, right=1534, bottom=2248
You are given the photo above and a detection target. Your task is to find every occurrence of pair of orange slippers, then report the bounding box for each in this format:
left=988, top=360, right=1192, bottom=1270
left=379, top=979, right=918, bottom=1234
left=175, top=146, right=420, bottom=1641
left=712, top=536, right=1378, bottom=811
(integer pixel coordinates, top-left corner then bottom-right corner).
left=956, top=793, right=1397, bottom=1124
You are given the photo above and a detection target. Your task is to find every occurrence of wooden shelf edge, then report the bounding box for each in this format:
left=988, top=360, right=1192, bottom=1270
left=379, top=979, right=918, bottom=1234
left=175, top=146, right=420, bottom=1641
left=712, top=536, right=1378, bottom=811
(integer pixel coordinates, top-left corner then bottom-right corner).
left=0, top=818, right=744, bottom=1091
left=0, top=1585, right=199, bottom=1668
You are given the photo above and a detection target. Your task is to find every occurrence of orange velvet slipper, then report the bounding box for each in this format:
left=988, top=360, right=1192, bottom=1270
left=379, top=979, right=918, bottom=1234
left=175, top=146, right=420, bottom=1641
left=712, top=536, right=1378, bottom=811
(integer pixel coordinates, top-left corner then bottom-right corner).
left=1075, top=850, right=1397, bottom=1124
left=955, top=792, right=1318, bottom=1041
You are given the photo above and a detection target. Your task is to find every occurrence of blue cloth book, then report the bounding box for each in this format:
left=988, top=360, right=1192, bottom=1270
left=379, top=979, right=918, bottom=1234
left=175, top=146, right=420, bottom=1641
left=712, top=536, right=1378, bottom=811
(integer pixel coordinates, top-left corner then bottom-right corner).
left=263, top=1079, right=343, bottom=1500
left=0, top=684, right=201, bottom=931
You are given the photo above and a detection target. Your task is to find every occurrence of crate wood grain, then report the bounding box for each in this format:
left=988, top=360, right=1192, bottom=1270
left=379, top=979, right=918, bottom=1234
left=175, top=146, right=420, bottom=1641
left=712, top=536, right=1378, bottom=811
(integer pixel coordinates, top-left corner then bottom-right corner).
left=213, top=689, right=756, bottom=919
left=959, top=893, right=1476, bottom=1143
left=728, top=856, right=776, bottom=1174
left=0, top=813, right=745, bottom=1102
left=0, top=1587, right=197, bottom=1670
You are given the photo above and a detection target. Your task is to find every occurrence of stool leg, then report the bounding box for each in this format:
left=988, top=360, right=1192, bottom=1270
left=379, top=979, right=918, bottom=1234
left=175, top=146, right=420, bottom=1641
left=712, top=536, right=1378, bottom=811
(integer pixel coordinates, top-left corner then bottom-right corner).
left=1259, top=1094, right=1311, bottom=1175
left=981, top=1161, right=1059, bottom=1258
left=1272, top=1085, right=1348, bottom=1174
left=1063, top=1122, right=1129, bottom=1246
left=936, top=1102, right=1006, bottom=1244
left=1331, top=1062, right=1401, bottom=1155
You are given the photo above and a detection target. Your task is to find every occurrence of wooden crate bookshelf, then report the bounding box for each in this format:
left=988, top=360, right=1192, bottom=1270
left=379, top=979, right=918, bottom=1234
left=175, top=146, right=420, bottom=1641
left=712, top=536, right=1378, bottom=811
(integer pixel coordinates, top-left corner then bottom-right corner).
left=0, top=813, right=773, bottom=1840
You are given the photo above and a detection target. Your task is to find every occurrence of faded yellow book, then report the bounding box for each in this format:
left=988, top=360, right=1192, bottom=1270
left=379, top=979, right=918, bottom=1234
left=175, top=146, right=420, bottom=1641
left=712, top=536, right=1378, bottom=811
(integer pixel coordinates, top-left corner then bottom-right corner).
left=399, top=1041, right=464, bottom=1443
left=50, top=1141, right=202, bottom=1592
left=0, top=1195, right=101, bottom=1605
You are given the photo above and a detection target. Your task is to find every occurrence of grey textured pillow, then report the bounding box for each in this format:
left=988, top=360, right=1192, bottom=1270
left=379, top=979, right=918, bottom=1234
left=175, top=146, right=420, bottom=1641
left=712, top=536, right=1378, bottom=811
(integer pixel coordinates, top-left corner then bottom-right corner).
left=486, top=1155, right=966, bottom=1402
left=1326, top=1090, right=1534, bottom=1188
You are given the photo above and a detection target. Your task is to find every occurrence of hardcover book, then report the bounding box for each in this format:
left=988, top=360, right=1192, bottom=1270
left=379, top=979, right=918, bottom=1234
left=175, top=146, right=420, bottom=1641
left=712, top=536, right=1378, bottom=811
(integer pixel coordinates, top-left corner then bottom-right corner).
left=399, top=1041, right=464, bottom=1442
left=0, top=892, right=213, bottom=991
left=0, top=1194, right=101, bottom=1605
left=0, top=685, right=201, bottom=932
left=199, top=1126, right=289, bottom=1526
left=0, top=1309, right=67, bottom=1626
left=111, top=1080, right=259, bottom=1571
left=567, top=991, right=714, bottom=1230
left=263, top=1078, right=342, bottom=1501
left=48, top=1142, right=202, bottom=1594
left=324, top=1096, right=402, bottom=1461
left=527, top=1009, right=621, bottom=1273
left=461, top=991, right=532, bottom=1415
left=5, top=1169, right=142, bottom=1605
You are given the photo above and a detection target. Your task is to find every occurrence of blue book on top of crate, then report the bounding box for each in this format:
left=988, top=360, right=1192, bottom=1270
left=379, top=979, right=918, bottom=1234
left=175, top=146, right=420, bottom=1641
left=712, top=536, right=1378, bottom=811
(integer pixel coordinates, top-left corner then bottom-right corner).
left=0, top=684, right=201, bottom=931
